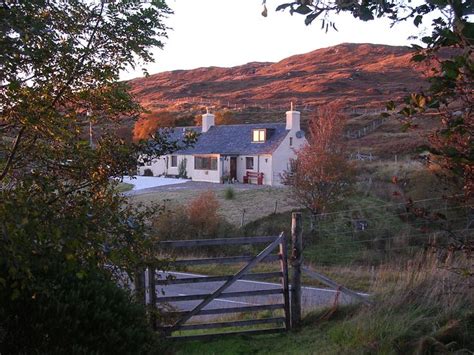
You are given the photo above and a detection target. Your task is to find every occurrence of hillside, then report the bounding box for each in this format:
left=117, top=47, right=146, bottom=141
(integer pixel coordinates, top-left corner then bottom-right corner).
left=129, top=43, right=428, bottom=113
left=125, top=43, right=435, bottom=157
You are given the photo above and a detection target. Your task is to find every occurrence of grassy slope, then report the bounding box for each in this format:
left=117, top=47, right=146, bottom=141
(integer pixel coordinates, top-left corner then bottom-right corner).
left=129, top=186, right=299, bottom=226
left=171, top=321, right=341, bottom=355
left=172, top=304, right=473, bottom=355
left=116, top=182, right=134, bottom=193
left=170, top=257, right=474, bottom=354
left=146, top=158, right=464, bottom=292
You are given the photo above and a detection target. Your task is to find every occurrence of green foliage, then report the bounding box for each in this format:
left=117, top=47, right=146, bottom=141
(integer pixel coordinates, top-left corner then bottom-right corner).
left=116, top=182, right=134, bottom=193
left=173, top=255, right=474, bottom=354
left=178, top=157, right=188, bottom=178
left=0, top=265, right=161, bottom=354
left=224, top=186, right=236, bottom=200
left=0, top=176, right=163, bottom=302
left=0, top=1, right=189, bottom=351
left=215, top=110, right=234, bottom=125
left=151, top=204, right=191, bottom=241
left=144, top=168, right=154, bottom=176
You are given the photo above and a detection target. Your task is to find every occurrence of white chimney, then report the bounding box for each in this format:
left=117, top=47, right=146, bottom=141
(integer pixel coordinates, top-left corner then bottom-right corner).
left=202, top=108, right=215, bottom=133
left=286, top=102, right=300, bottom=131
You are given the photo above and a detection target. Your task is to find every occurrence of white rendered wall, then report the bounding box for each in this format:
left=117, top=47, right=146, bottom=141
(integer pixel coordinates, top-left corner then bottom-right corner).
left=138, top=154, right=192, bottom=178
left=138, top=156, right=167, bottom=176
left=166, top=154, right=179, bottom=176
left=271, top=131, right=307, bottom=185
left=236, top=154, right=273, bottom=185
left=165, top=155, right=192, bottom=177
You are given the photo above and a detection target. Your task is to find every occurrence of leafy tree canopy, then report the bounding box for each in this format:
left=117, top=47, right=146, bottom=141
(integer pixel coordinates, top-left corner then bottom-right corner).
left=0, top=2, right=197, bottom=349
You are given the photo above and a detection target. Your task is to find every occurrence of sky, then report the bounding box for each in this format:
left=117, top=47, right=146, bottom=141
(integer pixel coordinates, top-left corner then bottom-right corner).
left=120, top=0, right=429, bottom=80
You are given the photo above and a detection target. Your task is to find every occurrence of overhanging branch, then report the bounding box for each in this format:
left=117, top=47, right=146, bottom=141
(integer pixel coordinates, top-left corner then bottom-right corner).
left=0, top=126, right=25, bottom=181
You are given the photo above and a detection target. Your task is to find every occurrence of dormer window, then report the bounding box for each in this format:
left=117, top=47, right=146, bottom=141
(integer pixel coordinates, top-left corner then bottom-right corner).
left=252, top=129, right=266, bottom=143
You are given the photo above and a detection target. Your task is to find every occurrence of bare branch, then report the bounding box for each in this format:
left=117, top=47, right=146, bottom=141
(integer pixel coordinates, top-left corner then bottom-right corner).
left=0, top=126, right=26, bottom=181
left=50, top=2, right=105, bottom=108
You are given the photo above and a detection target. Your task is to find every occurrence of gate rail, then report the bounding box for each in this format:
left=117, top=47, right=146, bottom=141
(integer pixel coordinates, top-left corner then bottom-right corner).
left=137, top=213, right=374, bottom=339
left=147, top=233, right=290, bottom=340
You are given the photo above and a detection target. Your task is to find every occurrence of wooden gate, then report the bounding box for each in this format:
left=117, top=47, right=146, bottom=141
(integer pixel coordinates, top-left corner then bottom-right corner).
left=148, top=233, right=290, bottom=340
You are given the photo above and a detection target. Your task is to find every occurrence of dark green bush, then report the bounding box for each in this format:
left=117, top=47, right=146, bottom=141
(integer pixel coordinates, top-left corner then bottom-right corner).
left=151, top=202, right=240, bottom=256
left=0, top=265, right=161, bottom=354
left=143, top=168, right=154, bottom=176
left=178, top=158, right=188, bottom=178
left=223, top=186, right=235, bottom=200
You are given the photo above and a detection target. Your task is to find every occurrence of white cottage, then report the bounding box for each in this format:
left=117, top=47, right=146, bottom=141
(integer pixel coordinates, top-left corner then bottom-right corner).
left=138, top=107, right=307, bottom=186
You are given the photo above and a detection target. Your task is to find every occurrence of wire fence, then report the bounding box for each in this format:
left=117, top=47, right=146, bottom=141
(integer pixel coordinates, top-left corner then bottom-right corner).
left=153, top=97, right=388, bottom=117
left=345, top=117, right=387, bottom=140
left=282, top=196, right=473, bottom=267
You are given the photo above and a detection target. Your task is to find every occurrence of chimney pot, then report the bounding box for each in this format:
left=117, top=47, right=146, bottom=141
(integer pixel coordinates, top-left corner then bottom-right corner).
left=202, top=112, right=215, bottom=133
left=286, top=107, right=300, bottom=131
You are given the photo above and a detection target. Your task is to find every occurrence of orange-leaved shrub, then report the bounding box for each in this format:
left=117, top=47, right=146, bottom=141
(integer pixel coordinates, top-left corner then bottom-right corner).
left=133, top=111, right=178, bottom=142
left=187, top=190, right=220, bottom=237
left=282, top=103, right=355, bottom=233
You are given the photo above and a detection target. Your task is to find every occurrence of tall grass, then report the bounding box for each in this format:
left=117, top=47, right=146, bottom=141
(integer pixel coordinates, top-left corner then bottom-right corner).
left=171, top=249, right=473, bottom=354
left=327, top=249, right=474, bottom=353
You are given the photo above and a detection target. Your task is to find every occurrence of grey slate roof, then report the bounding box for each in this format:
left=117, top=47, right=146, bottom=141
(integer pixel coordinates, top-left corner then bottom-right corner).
left=163, top=123, right=289, bottom=155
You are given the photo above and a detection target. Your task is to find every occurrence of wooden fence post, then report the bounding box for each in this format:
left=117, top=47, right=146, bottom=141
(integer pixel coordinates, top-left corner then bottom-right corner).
left=279, top=235, right=291, bottom=330
left=290, top=212, right=303, bottom=328
left=134, top=267, right=146, bottom=306
left=147, top=267, right=157, bottom=330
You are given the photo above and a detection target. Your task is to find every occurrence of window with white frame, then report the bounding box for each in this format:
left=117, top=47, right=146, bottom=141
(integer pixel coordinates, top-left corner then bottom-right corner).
left=252, top=129, right=266, bottom=142
left=246, top=157, right=254, bottom=170
left=171, top=155, right=177, bottom=167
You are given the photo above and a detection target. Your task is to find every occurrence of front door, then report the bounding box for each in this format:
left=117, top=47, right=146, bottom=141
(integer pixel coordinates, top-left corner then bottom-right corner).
left=230, top=157, right=237, bottom=181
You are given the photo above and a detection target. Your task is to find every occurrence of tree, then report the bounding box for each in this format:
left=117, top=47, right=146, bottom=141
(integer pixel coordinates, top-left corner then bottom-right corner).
left=266, top=0, right=473, bottom=200
left=215, top=110, right=235, bottom=125
left=193, top=109, right=236, bottom=126
left=133, top=110, right=178, bottom=141
left=282, top=103, right=354, bottom=233
left=0, top=1, right=199, bottom=351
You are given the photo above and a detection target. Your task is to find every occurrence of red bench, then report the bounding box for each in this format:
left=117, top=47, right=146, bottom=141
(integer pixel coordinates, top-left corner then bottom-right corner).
left=243, top=171, right=264, bottom=185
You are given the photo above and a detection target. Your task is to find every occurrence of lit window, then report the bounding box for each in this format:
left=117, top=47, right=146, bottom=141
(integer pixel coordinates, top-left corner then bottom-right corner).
left=252, top=129, right=266, bottom=142
left=194, top=156, right=218, bottom=170
left=246, top=157, right=254, bottom=170
left=171, top=155, right=177, bottom=167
